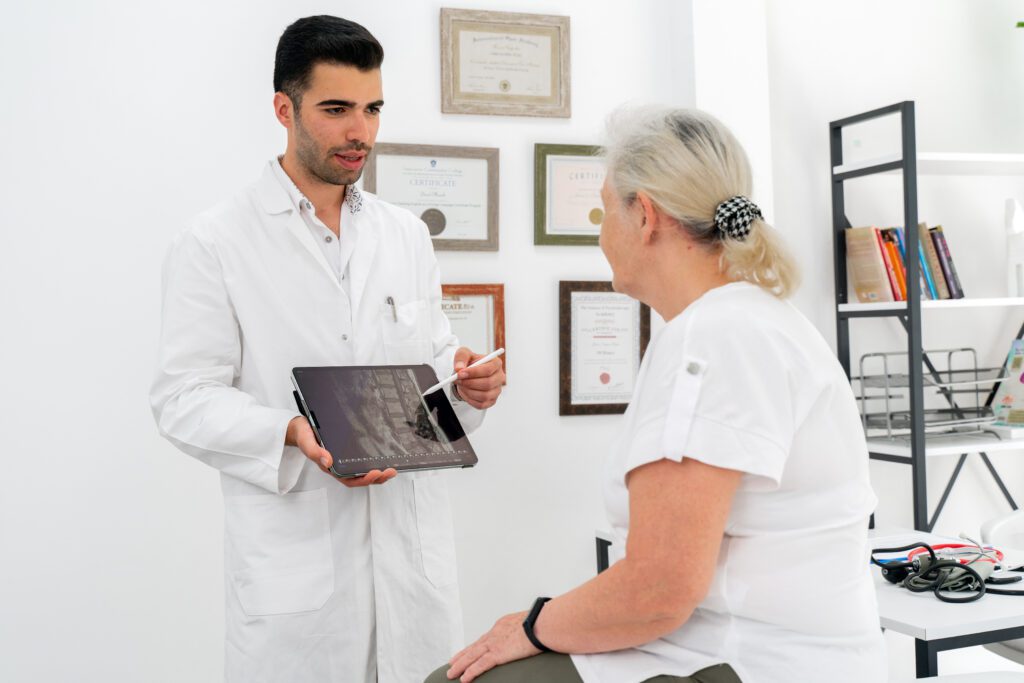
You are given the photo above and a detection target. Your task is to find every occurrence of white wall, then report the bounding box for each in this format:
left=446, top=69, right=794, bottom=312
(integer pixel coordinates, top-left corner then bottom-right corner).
left=0, top=1, right=694, bottom=680
left=763, top=0, right=1024, bottom=676
left=5, top=0, right=1022, bottom=680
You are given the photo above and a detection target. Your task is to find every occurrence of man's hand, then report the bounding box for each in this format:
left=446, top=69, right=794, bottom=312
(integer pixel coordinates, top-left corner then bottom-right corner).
left=446, top=611, right=540, bottom=682
left=286, top=416, right=397, bottom=487
left=452, top=347, right=505, bottom=409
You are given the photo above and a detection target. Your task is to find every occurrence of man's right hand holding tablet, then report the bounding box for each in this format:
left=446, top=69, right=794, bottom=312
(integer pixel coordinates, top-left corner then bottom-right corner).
left=286, top=416, right=398, bottom=487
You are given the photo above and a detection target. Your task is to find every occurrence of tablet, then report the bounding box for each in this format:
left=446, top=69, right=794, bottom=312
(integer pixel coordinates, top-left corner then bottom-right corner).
left=291, top=364, right=478, bottom=478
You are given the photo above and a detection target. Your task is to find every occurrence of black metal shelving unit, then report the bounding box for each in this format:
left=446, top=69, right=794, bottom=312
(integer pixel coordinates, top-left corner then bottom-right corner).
left=830, top=101, right=1020, bottom=532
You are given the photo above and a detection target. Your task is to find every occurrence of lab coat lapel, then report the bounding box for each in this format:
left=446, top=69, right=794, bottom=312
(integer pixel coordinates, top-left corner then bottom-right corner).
left=284, top=212, right=339, bottom=287
left=254, top=163, right=339, bottom=288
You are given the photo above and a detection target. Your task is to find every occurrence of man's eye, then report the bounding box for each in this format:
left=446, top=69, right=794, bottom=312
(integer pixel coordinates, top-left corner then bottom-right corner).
left=367, top=106, right=381, bottom=116
left=325, top=107, right=345, bottom=115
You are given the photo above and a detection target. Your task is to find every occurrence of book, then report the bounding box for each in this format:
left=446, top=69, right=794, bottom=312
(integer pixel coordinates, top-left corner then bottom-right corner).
left=897, top=225, right=937, bottom=301
left=845, top=227, right=895, bottom=303
left=992, top=339, right=1024, bottom=427
left=930, top=225, right=965, bottom=298
left=875, top=228, right=903, bottom=300
left=920, top=221, right=951, bottom=299
left=881, top=230, right=907, bottom=300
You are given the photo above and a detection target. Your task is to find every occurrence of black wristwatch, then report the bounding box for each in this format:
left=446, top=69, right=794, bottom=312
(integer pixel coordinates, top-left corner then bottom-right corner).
left=522, top=597, right=554, bottom=653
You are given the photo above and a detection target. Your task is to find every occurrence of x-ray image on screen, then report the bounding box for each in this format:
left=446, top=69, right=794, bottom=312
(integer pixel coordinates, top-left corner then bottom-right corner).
left=292, top=364, right=477, bottom=477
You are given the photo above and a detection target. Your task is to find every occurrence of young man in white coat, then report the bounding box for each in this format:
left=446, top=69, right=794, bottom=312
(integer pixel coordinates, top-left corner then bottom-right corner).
left=150, top=15, right=505, bottom=683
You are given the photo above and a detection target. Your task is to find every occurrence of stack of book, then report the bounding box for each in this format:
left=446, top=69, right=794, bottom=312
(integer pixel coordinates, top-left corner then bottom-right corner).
left=846, top=223, right=964, bottom=303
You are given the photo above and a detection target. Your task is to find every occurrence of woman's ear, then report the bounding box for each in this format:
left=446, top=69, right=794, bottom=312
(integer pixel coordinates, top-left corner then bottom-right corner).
left=635, top=192, right=660, bottom=244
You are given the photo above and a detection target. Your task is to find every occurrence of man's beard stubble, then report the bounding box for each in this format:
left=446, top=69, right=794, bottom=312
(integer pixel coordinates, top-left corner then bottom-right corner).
left=294, top=116, right=371, bottom=187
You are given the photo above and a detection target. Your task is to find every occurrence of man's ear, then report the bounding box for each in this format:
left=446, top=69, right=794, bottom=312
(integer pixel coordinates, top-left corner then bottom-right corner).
left=273, top=92, right=295, bottom=129
left=635, top=192, right=660, bottom=244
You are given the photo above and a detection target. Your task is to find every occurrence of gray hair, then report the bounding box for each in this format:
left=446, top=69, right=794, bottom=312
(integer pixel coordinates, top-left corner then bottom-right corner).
left=603, top=106, right=799, bottom=298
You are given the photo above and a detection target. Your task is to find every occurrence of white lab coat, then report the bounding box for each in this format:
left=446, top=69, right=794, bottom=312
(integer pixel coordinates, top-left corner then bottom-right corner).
left=150, top=162, right=483, bottom=683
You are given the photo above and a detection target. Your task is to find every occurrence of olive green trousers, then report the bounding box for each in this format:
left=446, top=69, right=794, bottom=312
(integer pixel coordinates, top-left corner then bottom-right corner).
left=424, top=653, right=741, bottom=683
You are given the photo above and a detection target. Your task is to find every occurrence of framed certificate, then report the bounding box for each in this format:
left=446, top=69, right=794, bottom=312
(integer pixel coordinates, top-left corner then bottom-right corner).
left=441, top=284, right=506, bottom=379
left=535, top=144, right=605, bottom=246
left=559, top=281, right=650, bottom=416
left=440, top=8, right=571, bottom=118
left=364, top=143, right=499, bottom=251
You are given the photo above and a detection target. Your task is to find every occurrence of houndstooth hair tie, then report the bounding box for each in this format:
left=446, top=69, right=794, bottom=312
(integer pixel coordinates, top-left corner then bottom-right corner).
left=714, top=195, right=762, bottom=241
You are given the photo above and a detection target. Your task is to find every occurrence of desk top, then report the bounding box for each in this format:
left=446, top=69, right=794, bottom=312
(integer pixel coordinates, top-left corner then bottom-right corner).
left=871, top=529, right=1024, bottom=640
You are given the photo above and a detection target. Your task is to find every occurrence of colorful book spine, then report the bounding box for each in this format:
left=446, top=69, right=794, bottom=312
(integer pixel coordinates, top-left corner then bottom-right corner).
left=901, top=225, right=937, bottom=301
left=875, top=228, right=902, bottom=300
left=930, top=226, right=964, bottom=299
left=882, top=230, right=907, bottom=300
left=920, top=223, right=951, bottom=299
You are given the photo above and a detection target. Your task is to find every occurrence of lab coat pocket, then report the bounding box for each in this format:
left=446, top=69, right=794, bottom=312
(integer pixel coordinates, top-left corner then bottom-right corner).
left=381, top=298, right=432, bottom=364
left=412, top=473, right=458, bottom=589
left=224, top=488, right=334, bottom=616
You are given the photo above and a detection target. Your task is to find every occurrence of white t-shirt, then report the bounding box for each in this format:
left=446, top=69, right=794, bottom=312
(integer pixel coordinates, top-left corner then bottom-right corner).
left=571, top=282, right=886, bottom=683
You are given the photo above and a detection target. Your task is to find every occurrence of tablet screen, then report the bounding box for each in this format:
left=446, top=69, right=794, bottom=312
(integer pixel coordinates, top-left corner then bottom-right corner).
left=292, top=364, right=478, bottom=476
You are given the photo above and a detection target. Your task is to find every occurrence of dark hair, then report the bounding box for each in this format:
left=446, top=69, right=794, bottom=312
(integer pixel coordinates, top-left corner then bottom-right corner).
left=274, top=15, right=384, bottom=106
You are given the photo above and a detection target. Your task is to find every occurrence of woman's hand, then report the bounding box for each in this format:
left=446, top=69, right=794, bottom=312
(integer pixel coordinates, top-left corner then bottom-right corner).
left=445, top=611, right=540, bottom=682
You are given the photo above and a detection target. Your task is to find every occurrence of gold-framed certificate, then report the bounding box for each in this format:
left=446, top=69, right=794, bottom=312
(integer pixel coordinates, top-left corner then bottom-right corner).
left=535, top=143, right=605, bottom=246
left=559, top=281, right=650, bottom=415
left=363, top=143, right=499, bottom=251
left=440, top=8, right=571, bottom=118
left=441, top=283, right=506, bottom=380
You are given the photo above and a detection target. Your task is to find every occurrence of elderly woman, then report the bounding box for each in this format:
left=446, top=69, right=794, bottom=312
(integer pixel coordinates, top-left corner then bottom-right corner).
left=426, top=108, right=885, bottom=683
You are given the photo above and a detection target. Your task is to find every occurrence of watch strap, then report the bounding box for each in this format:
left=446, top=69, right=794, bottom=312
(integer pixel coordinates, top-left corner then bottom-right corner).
left=522, top=597, right=553, bottom=653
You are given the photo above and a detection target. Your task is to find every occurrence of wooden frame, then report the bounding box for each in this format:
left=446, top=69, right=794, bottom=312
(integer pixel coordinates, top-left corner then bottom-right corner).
left=440, top=8, right=571, bottom=118
left=534, top=143, right=604, bottom=246
left=559, top=281, right=650, bottom=415
left=363, top=143, right=499, bottom=251
left=441, top=283, right=507, bottom=379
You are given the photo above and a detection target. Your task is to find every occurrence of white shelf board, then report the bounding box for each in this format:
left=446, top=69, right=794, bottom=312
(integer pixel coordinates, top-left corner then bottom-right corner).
left=840, top=297, right=1024, bottom=313
left=867, top=431, right=1024, bottom=458
left=833, top=152, right=1024, bottom=176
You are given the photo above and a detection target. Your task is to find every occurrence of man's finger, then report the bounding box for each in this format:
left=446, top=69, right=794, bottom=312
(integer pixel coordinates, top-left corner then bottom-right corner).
left=456, top=385, right=501, bottom=405
left=453, top=346, right=473, bottom=371
left=457, top=359, right=502, bottom=380
left=457, top=375, right=503, bottom=392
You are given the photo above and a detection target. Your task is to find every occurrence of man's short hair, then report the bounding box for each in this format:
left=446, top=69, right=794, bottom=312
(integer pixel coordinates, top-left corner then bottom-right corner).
left=273, top=15, right=384, bottom=106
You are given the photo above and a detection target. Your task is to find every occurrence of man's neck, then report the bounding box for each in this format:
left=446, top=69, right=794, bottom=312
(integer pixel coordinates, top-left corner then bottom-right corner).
left=279, top=152, right=347, bottom=216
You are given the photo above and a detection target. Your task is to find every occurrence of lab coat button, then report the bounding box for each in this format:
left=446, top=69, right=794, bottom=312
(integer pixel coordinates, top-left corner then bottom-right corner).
left=686, top=362, right=701, bottom=375
left=325, top=235, right=333, bottom=243
left=342, top=334, right=349, bottom=341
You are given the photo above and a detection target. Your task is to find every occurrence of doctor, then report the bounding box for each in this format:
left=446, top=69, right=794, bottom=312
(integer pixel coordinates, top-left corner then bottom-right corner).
left=150, top=15, right=505, bottom=683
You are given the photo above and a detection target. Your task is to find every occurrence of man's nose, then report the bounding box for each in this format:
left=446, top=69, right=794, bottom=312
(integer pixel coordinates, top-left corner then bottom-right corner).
left=347, top=114, right=369, bottom=143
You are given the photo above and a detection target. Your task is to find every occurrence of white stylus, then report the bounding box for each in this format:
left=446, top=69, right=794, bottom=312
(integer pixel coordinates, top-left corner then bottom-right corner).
left=421, top=348, right=505, bottom=396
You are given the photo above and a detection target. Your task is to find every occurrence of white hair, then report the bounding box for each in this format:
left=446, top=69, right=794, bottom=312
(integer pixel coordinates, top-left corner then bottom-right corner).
left=603, top=106, right=799, bottom=298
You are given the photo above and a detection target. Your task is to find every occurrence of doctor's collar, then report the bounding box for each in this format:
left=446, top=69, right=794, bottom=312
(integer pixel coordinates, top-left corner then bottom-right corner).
left=273, top=156, right=364, bottom=215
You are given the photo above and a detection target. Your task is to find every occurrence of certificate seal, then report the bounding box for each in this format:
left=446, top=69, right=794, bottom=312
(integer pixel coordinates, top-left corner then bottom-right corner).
left=588, top=208, right=604, bottom=225
left=421, top=208, right=447, bottom=236
left=599, top=372, right=611, bottom=385
left=499, top=79, right=511, bottom=92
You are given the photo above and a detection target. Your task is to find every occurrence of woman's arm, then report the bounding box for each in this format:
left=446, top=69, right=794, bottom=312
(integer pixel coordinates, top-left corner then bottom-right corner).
left=534, top=457, right=742, bottom=652
left=445, top=457, right=742, bottom=682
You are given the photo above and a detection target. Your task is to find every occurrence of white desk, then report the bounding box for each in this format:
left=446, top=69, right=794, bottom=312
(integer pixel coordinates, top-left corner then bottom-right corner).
left=871, top=530, right=1024, bottom=677
left=594, top=529, right=1024, bottom=678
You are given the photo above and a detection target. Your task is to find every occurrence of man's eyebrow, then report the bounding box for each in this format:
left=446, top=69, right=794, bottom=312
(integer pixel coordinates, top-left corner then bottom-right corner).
left=315, top=99, right=385, bottom=108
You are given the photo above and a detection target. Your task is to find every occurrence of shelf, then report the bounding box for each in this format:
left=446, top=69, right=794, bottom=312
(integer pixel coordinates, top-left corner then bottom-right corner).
left=839, top=297, right=1024, bottom=316
left=833, top=152, right=1024, bottom=177
left=867, top=430, right=1024, bottom=458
